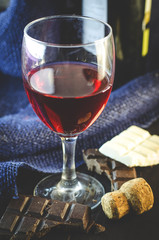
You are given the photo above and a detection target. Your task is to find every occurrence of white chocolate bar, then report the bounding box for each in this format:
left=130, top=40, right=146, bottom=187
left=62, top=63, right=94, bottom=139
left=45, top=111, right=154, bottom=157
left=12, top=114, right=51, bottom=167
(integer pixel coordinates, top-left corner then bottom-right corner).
left=141, top=139, right=159, bottom=153
left=149, top=135, right=159, bottom=145
left=119, top=131, right=145, bottom=144
left=112, top=136, right=135, bottom=150
left=99, top=125, right=159, bottom=167
left=127, top=125, right=150, bottom=139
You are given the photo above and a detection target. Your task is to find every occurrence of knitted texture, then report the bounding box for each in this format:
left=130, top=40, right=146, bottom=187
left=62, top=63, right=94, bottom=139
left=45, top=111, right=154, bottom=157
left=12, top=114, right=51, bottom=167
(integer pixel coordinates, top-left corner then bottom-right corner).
left=0, top=71, right=159, bottom=198
left=0, top=0, right=159, bottom=199
left=0, top=0, right=60, bottom=77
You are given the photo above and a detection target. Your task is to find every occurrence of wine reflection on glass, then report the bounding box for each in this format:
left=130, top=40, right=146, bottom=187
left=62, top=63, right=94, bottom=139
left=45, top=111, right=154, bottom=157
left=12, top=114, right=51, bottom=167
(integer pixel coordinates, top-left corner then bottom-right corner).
left=22, top=15, right=115, bottom=209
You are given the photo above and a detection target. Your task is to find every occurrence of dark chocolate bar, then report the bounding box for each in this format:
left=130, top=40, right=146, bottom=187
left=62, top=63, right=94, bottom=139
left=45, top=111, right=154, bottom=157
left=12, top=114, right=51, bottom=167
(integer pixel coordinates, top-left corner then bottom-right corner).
left=83, top=149, right=137, bottom=191
left=0, top=195, right=95, bottom=239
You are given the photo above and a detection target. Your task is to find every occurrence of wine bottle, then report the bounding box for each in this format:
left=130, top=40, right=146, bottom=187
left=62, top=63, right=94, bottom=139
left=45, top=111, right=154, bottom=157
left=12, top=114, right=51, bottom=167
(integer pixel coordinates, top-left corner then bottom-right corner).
left=107, top=0, right=145, bottom=89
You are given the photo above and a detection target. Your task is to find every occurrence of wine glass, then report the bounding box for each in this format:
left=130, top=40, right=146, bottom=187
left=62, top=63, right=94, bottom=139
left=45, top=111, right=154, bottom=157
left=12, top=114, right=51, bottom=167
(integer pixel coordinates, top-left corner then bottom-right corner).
left=22, top=15, right=115, bottom=209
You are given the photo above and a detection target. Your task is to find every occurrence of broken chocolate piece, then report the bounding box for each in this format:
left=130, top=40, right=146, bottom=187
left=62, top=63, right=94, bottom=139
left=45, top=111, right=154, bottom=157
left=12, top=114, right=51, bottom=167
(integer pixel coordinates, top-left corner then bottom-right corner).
left=83, top=149, right=137, bottom=191
left=0, top=195, right=95, bottom=239
left=111, top=160, right=137, bottom=190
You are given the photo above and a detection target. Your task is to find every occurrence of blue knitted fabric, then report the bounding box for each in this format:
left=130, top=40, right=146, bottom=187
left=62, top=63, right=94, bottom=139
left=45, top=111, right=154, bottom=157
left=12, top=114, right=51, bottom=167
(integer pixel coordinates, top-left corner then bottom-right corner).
left=1, top=71, right=159, bottom=199
left=0, top=0, right=159, bottom=199
left=0, top=0, right=60, bottom=77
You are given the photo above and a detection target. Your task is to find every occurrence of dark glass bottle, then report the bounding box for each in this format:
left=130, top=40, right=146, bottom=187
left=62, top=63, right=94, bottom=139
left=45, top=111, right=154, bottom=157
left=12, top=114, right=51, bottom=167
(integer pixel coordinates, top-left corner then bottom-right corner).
left=108, top=0, right=145, bottom=89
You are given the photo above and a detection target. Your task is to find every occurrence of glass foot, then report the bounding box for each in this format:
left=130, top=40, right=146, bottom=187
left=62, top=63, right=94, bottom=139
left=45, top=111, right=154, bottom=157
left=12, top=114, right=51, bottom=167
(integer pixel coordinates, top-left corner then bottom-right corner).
left=33, top=172, right=105, bottom=209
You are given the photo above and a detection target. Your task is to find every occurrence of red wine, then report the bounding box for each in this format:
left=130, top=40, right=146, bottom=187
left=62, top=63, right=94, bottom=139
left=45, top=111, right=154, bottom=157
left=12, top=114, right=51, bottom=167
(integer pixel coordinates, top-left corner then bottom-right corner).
left=23, top=62, right=112, bottom=136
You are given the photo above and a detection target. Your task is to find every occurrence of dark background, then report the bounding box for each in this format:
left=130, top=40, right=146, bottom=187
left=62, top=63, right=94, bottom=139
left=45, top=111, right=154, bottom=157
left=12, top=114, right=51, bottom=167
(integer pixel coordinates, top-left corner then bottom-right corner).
left=1, top=0, right=159, bottom=89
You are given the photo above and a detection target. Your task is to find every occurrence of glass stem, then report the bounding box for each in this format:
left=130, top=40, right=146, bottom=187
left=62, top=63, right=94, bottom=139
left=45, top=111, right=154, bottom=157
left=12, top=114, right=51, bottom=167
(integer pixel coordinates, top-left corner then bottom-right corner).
left=60, top=136, right=78, bottom=188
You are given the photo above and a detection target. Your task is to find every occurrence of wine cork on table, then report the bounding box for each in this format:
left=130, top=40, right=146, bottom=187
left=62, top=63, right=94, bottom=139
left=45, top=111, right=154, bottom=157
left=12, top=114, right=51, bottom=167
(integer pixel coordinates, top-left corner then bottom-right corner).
left=120, top=178, right=154, bottom=214
left=101, top=178, right=154, bottom=219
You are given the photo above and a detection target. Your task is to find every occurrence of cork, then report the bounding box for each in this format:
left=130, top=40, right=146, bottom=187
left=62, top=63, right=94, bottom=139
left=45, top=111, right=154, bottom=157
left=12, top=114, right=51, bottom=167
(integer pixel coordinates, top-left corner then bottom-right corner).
left=120, top=178, right=154, bottom=214
left=101, top=190, right=130, bottom=219
left=101, top=178, right=154, bottom=219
